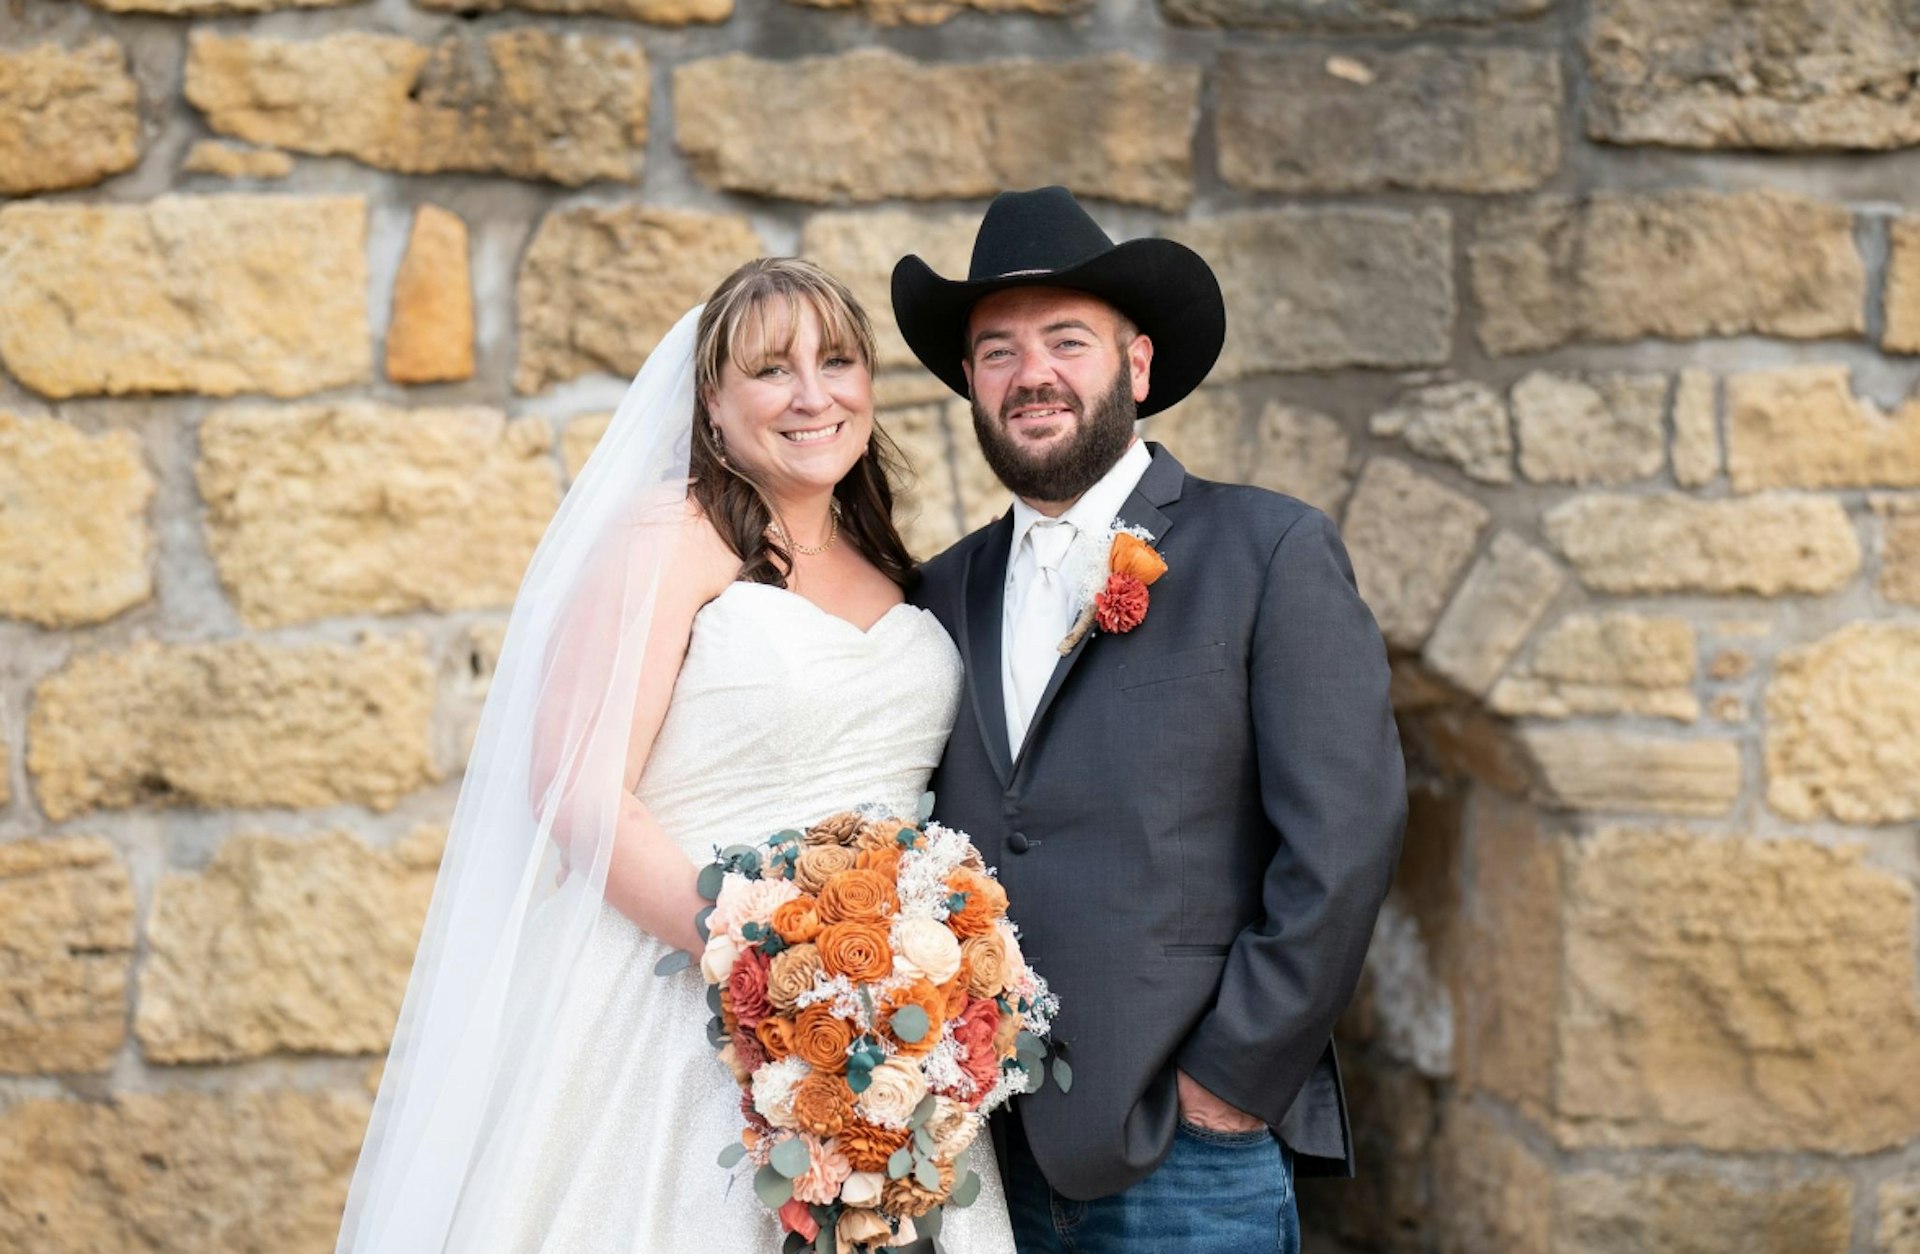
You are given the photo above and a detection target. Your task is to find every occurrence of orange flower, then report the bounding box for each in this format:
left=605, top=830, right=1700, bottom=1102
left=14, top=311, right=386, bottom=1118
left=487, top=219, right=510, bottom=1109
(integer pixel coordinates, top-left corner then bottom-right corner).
left=817, top=919, right=893, bottom=982
left=855, top=842, right=903, bottom=881
left=938, top=968, right=971, bottom=1021
left=855, top=817, right=914, bottom=852
left=817, top=868, right=898, bottom=924
left=993, top=1008, right=1024, bottom=1059
left=792, top=1070, right=855, bottom=1139
left=962, top=930, right=1011, bottom=998
left=793, top=1003, right=856, bottom=1073
left=755, top=1014, right=796, bottom=1061
left=771, top=896, right=824, bottom=945
left=838, top=1118, right=911, bottom=1173
left=1111, top=532, right=1167, bottom=586
left=945, top=869, right=1008, bottom=938
left=878, top=977, right=947, bottom=1058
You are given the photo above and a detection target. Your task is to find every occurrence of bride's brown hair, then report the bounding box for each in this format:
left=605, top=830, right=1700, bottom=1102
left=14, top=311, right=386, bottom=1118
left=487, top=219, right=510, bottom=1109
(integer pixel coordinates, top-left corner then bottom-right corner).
left=691, top=258, right=917, bottom=592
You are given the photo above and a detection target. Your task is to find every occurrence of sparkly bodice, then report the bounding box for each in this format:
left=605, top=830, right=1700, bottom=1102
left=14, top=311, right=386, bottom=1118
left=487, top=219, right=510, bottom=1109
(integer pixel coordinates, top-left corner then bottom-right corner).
left=636, top=581, right=964, bottom=856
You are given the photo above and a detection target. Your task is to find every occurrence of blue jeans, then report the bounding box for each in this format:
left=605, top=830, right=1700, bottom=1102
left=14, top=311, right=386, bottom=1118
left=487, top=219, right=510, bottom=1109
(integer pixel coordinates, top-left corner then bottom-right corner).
left=1003, top=1110, right=1299, bottom=1254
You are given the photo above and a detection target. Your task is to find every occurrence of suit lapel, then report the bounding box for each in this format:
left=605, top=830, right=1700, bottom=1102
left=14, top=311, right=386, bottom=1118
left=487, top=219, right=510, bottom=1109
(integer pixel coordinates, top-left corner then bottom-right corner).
left=962, top=513, right=1016, bottom=788
left=1010, top=444, right=1187, bottom=778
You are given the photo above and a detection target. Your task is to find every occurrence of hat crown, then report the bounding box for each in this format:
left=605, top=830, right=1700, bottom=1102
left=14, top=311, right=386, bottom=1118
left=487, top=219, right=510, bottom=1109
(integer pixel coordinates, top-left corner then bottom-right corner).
left=967, top=186, right=1116, bottom=283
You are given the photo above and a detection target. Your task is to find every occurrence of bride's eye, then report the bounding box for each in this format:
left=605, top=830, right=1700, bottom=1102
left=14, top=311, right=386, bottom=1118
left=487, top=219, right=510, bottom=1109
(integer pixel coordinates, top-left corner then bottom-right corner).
left=755, top=363, right=787, bottom=379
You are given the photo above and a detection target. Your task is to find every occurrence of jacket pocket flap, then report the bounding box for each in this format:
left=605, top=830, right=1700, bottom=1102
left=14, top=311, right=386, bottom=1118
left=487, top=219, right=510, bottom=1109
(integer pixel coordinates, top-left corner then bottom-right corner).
left=1116, top=642, right=1228, bottom=691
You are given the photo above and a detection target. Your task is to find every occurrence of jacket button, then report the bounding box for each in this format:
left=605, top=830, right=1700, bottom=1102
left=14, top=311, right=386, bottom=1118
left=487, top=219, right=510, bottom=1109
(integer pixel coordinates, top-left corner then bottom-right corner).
left=1007, top=832, right=1032, bottom=854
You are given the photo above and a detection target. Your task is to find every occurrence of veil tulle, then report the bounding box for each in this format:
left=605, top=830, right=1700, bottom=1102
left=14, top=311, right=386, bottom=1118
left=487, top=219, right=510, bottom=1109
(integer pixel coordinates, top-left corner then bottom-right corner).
left=335, top=307, right=703, bottom=1252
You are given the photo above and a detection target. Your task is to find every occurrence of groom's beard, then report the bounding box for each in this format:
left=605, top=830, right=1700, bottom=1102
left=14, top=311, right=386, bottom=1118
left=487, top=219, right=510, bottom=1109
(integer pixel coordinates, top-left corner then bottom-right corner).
left=971, top=362, right=1137, bottom=505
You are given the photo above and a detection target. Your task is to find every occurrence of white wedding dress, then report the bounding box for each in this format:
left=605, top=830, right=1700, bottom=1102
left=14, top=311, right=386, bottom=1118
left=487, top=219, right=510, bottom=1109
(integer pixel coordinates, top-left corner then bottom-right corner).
left=474, top=580, right=1016, bottom=1253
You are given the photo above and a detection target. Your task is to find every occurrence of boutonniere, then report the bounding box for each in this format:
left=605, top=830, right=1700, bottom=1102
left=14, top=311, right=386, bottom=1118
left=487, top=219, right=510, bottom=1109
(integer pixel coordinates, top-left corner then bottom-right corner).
left=1058, top=525, right=1168, bottom=655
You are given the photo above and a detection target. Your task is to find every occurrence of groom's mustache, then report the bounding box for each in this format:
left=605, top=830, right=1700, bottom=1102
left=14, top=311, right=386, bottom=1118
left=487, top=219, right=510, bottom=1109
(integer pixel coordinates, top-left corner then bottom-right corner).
left=997, top=385, right=1082, bottom=424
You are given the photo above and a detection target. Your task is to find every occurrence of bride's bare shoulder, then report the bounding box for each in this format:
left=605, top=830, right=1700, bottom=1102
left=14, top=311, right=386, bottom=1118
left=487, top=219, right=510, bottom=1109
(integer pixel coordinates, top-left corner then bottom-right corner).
left=639, top=492, right=740, bottom=604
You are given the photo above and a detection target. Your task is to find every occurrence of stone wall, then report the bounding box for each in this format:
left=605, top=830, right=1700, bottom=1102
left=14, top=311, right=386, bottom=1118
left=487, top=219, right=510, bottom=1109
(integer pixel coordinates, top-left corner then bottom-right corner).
left=3, top=0, right=1918, bottom=1250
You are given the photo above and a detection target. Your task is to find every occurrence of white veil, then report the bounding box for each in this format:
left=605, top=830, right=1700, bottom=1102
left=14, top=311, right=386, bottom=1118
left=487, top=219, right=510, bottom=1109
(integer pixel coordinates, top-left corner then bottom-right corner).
left=335, top=307, right=703, bottom=1252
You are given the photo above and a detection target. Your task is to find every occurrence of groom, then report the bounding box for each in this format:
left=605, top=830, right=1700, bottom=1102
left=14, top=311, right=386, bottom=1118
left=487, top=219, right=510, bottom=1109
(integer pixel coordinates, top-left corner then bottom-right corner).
left=896, top=187, right=1406, bottom=1252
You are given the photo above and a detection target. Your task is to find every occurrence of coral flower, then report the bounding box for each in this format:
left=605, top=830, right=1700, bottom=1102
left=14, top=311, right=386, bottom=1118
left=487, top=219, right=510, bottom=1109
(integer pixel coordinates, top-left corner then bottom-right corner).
left=1094, top=572, right=1149, bottom=634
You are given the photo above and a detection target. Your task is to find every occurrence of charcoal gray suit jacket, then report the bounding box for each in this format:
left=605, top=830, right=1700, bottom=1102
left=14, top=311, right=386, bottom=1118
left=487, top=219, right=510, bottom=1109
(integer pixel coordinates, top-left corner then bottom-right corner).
left=911, top=444, right=1406, bottom=1200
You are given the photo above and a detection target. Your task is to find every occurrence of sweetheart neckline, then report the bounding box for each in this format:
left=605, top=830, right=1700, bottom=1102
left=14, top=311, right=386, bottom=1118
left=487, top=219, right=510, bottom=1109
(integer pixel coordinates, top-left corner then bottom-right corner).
left=704, top=581, right=924, bottom=639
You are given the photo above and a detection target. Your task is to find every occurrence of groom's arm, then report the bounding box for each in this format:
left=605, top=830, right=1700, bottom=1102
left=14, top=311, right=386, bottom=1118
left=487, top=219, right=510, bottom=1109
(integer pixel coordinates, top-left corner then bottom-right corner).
left=1173, top=506, right=1406, bottom=1129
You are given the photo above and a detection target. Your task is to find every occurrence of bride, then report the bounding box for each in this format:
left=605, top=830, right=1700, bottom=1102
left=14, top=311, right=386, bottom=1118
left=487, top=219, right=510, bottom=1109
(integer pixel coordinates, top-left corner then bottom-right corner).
left=335, top=259, right=1015, bottom=1252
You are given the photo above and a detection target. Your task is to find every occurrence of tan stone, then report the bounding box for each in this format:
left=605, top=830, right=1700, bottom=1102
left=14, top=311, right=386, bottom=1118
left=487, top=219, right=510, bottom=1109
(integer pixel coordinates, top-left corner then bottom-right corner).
left=1558, top=1166, right=1853, bottom=1252
left=418, top=0, right=727, bottom=17
left=138, top=830, right=438, bottom=1063
left=0, top=839, right=134, bottom=1074
left=1521, top=729, right=1740, bottom=816
left=1369, top=381, right=1512, bottom=484
left=1727, top=364, right=1920, bottom=491
left=885, top=403, right=963, bottom=560
left=1587, top=0, right=1920, bottom=151
left=181, top=141, right=292, bottom=180
left=1218, top=48, right=1559, bottom=194
left=1709, top=647, right=1752, bottom=681
left=1882, top=1179, right=1920, bottom=1254
left=85, top=0, right=353, bottom=11
left=1544, top=493, right=1860, bottom=596
left=1422, top=532, right=1563, bottom=696
left=1766, top=623, right=1920, bottom=825
left=1878, top=495, right=1920, bottom=606
left=1342, top=459, right=1490, bottom=651
left=446, top=621, right=508, bottom=763
left=1152, top=394, right=1351, bottom=514
left=0, top=1091, right=369, bottom=1252
left=948, top=402, right=1008, bottom=533
left=187, top=31, right=648, bottom=186
left=1513, top=371, right=1666, bottom=485
left=0, top=40, right=140, bottom=195
left=1671, top=367, right=1720, bottom=487
left=197, top=405, right=558, bottom=628
left=675, top=50, right=1197, bottom=210
left=1410, top=707, right=1534, bottom=796
left=1169, top=209, right=1453, bottom=375
left=1710, top=693, right=1746, bottom=723
left=1887, top=219, right=1920, bottom=354
left=561, top=413, right=613, bottom=483
left=1471, top=191, right=1864, bottom=355
left=0, top=412, right=154, bottom=628
left=802, top=210, right=978, bottom=373
left=514, top=207, right=763, bottom=394
left=1557, top=829, right=1920, bottom=1154
left=789, top=0, right=1087, bottom=23
left=27, top=636, right=436, bottom=822
left=1491, top=612, right=1699, bottom=722
left=1434, top=1101, right=1554, bottom=1254
left=387, top=206, right=474, bottom=385
left=0, top=196, right=369, bottom=400
left=1141, top=389, right=1245, bottom=484
left=1459, top=794, right=1560, bottom=1120
left=873, top=372, right=956, bottom=410
left=1163, top=0, right=1547, bottom=29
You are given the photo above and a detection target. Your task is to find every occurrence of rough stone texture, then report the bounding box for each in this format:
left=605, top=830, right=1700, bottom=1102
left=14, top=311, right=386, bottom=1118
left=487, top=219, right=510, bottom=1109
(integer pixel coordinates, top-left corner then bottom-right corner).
left=180, top=141, right=293, bottom=180
left=0, top=1091, right=370, bottom=1252
left=802, top=210, right=978, bottom=372
left=948, top=401, right=1008, bottom=533
left=1162, top=0, right=1548, bottom=30
left=1558, top=1166, right=1854, bottom=1253
left=1434, top=1102, right=1554, bottom=1254
left=1887, top=218, right=1920, bottom=354
left=1342, top=459, right=1489, bottom=651
left=1491, top=612, right=1699, bottom=722
left=0, top=40, right=141, bottom=196
left=1878, top=495, right=1920, bottom=607
left=1586, top=0, right=1920, bottom=151
left=1217, top=48, right=1560, bottom=194
left=1471, top=191, right=1865, bottom=356
left=26, top=636, right=437, bottom=822
left=1766, top=623, right=1920, bottom=825
left=1882, top=1179, right=1920, bottom=1254
left=1513, top=371, right=1667, bottom=486
left=1422, top=532, right=1563, bottom=696
left=1671, top=367, right=1720, bottom=487
left=790, top=0, right=1089, bottom=24
left=0, top=412, right=154, bottom=629
left=85, top=0, right=353, bottom=10
left=186, top=31, right=649, bottom=186
left=1727, top=364, right=1920, bottom=491
left=514, top=207, right=763, bottom=394
left=197, top=405, right=559, bottom=628
left=387, top=206, right=474, bottom=385
left=418, top=0, right=728, bottom=18
left=1459, top=794, right=1560, bottom=1121
left=1557, top=828, right=1920, bottom=1154
left=561, top=412, right=612, bottom=483
left=1520, top=730, right=1740, bottom=816
left=1144, top=394, right=1352, bottom=515
left=1544, top=493, right=1861, bottom=596
left=885, top=403, right=963, bottom=560
left=1169, top=209, right=1453, bottom=376
left=676, top=50, right=1198, bottom=210
left=0, top=839, right=135, bottom=1074
left=1369, top=381, right=1513, bottom=484
left=0, top=196, right=369, bottom=400
left=138, top=829, right=440, bottom=1063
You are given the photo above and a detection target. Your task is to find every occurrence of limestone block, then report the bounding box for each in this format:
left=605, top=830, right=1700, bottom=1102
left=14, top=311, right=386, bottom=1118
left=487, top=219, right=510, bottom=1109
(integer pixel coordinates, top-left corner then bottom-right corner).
left=0, top=838, right=134, bottom=1074
left=1727, top=364, right=1920, bottom=491
left=1544, top=493, right=1860, bottom=596
left=1512, top=371, right=1666, bottom=486
left=1490, top=612, right=1698, bottom=722
left=181, top=142, right=292, bottom=180
left=387, top=205, right=474, bottom=385
left=1882, top=1179, right=1920, bottom=1254
left=0, top=412, right=153, bottom=628
left=1162, top=0, right=1547, bottom=29
left=1671, top=367, right=1720, bottom=487
left=788, top=0, right=1087, bottom=23
left=561, top=413, right=613, bottom=483
left=1877, top=495, right=1920, bottom=607
left=801, top=211, right=978, bottom=372
left=1520, top=729, right=1739, bottom=816
left=1341, top=459, right=1489, bottom=651
left=1766, top=623, right=1920, bottom=824
left=418, top=0, right=728, bottom=17
left=1886, top=218, right=1920, bottom=354
left=1422, top=532, right=1563, bottom=696
left=1369, top=381, right=1513, bottom=485
left=0, top=40, right=140, bottom=195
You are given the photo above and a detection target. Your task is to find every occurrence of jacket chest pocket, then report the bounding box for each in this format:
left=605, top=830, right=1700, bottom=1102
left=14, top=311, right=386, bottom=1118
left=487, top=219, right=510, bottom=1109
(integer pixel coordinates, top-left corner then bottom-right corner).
left=1114, top=641, right=1228, bottom=692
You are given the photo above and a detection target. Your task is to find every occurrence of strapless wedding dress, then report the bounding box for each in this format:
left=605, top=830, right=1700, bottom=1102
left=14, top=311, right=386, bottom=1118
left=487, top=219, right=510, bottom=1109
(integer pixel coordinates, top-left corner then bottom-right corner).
left=478, top=581, right=1015, bottom=1254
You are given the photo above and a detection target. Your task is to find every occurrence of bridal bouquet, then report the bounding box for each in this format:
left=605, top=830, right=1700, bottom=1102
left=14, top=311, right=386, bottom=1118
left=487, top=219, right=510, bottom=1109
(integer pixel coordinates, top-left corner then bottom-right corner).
left=661, top=795, right=1061, bottom=1252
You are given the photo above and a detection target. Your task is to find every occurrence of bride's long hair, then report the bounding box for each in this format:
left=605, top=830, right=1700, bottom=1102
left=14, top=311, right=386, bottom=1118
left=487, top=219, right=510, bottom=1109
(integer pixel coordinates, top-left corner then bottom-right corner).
left=689, top=258, right=919, bottom=590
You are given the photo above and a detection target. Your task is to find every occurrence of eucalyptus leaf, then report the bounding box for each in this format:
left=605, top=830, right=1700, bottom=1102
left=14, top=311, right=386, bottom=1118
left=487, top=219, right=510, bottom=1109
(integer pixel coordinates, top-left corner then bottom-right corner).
left=918, top=1205, right=944, bottom=1239
left=950, top=1169, right=983, bottom=1208
left=814, top=1227, right=837, bottom=1254
left=1053, top=1058, right=1074, bottom=1094
left=653, top=949, right=692, bottom=977
left=695, top=905, right=716, bottom=943
left=918, top=792, right=936, bottom=822
left=847, top=1069, right=872, bottom=1095
left=890, top=1004, right=930, bottom=1045
left=720, top=844, right=758, bottom=864
left=887, top=1146, right=914, bottom=1179
left=913, top=1127, right=935, bottom=1156
left=696, top=863, right=725, bottom=901
left=1024, top=1064, right=1045, bottom=1094
left=774, top=828, right=803, bottom=845
left=705, top=1019, right=728, bottom=1049
left=909, top=1093, right=938, bottom=1129
left=913, top=1156, right=941, bottom=1190
left=717, top=1142, right=747, bottom=1169
left=1015, top=1030, right=1044, bottom=1056
left=771, top=1137, right=811, bottom=1179
left=754, top=1164, right=794, bottom=1208
left=783, top=1234, right=807, bottom=1254
left=706, top=984, right=723, bottom=1015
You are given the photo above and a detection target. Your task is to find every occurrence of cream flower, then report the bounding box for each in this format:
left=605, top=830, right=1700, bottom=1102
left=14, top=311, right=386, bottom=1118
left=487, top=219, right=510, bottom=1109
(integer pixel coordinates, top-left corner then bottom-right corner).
left=700, top=932, right=741, bottom=983
left=838, top=1207, right=892, bottom=1247
left=854, top=1056, right=931, bottom=1129
left=751, top=1056, right=808, bottom=1130
left=891, top=916, right=962, bottom=985
left=716, top=876, right=801, bottom=944
left=840, top=1170, right=886, bottom=1209
left=790, top=1134, right=853, bottom=1205
left=926, top=1095, right=977, bottom=1159
left=887, top=1217, right=920, bottom=1248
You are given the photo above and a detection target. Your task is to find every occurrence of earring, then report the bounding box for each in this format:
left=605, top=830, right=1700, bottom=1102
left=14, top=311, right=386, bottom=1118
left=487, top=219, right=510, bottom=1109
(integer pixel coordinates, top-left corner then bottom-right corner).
left=710, top=424, right=729, bottom=466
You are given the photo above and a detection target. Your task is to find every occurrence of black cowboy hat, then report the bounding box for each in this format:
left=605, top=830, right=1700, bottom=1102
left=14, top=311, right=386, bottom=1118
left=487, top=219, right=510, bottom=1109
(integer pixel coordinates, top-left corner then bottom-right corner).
left=890, top=186, right=1225, bottom=419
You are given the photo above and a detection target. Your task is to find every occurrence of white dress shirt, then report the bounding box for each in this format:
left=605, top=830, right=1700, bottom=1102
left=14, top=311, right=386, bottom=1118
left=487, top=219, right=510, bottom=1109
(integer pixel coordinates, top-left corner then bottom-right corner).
left=1001, top=439, right=1154, bottom=756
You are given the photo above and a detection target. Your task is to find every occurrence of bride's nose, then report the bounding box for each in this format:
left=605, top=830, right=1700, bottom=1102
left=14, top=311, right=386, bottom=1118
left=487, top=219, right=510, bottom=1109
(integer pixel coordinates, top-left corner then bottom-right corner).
left=788, top=366, right=832, bottom=416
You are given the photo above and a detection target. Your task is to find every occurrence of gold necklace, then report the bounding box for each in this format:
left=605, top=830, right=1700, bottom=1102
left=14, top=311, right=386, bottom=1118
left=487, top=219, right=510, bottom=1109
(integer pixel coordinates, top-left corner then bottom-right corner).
left=768, top=501, right=840, bottom=556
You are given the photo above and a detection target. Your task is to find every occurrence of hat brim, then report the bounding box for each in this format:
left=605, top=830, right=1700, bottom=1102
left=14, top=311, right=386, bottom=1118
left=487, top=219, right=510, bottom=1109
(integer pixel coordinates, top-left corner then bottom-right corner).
left=890, top=237, right=1225, bottom=420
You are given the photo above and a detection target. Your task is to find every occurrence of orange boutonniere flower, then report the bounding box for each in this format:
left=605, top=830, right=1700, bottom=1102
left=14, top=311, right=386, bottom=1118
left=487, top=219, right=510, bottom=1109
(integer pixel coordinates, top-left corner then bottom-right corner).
left=1060, top=526, right=1167, bottom=653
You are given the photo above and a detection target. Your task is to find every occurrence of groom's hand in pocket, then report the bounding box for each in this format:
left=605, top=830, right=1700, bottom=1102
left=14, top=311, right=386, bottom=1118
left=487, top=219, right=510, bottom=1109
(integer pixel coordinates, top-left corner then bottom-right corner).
left=1176, top=1068, right=1266, bottom=1133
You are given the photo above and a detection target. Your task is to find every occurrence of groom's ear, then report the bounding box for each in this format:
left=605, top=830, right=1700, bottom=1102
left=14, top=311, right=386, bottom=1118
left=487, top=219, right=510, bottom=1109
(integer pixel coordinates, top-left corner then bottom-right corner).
left=1127, top=332, right=1153, bottom=405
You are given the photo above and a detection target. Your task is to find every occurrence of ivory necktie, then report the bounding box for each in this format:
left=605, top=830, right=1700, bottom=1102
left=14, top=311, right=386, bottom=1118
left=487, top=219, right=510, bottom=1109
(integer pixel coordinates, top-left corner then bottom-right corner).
left=1007, top=518, right=1078, bottom=753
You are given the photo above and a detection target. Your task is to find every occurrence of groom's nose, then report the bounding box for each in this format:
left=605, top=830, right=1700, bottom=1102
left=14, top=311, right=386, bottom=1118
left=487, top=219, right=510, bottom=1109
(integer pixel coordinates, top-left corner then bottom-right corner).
left=1011, top=344, right=1058, bottom=392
